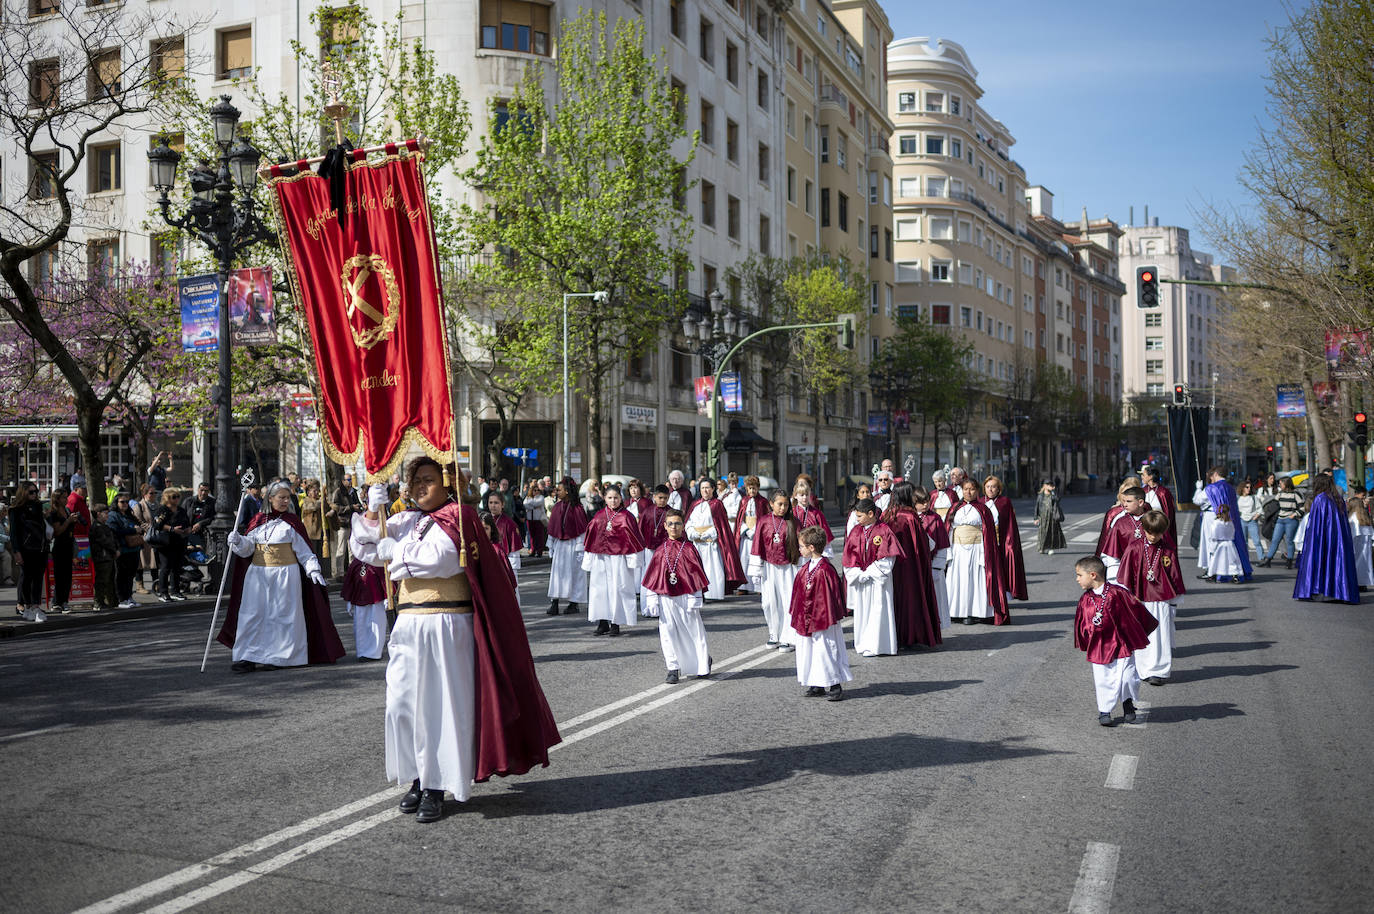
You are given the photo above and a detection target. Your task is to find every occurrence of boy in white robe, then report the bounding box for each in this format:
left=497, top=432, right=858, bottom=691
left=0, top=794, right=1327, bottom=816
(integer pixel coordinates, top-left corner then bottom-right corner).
left=642, top=509, right=712, bottom=683
left=791, top=525, right=852, bottom=701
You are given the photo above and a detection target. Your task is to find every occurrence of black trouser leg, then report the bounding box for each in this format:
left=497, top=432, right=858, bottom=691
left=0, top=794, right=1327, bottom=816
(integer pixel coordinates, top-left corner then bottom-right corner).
left=19, top=550, right=46, bottom=605
left=115, top=553, right=137, bottom=600
left=52, top=547, right=73, bottom=605
left=157, top=550, right=173, bottom=595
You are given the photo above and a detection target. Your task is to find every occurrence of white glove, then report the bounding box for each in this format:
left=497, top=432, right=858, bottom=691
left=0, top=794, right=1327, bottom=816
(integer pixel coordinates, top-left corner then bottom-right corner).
left=580, top=553, right=594, bottom=572
left=376, top=537, right=397, bottom=563
left=227, top=531, right=245, bottom=551
left=368, top=483, right=389, bottom=512
left=626, top=552, right=639, bottom=569
left=310, top=570, right=328, bottom=587
left=1195, top=480, right=1204, bottom=491
left=750, top=576, right=761, bottom=588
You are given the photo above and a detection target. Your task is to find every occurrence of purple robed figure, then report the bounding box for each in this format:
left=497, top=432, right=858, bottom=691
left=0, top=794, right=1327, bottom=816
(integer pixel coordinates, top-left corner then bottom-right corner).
left=1294, top=488, right=1359, bottom=604
left=1206, top=480, right=1252, bottom=580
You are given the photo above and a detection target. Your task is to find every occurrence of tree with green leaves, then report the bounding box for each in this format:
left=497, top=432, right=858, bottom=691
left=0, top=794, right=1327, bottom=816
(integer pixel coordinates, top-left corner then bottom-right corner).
left=877, top=316, right=975, bottom=483
left=460, top=10, right=695, bottom=477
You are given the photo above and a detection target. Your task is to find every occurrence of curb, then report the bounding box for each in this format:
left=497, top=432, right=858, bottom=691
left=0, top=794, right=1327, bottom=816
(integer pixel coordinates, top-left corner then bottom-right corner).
left=0, top=596, right=215, bottom=639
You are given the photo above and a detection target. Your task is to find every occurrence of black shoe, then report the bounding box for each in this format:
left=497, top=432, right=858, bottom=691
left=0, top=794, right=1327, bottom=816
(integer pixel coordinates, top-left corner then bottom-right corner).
left=399, top=779, right=422, bottom=814
left=1098, top=712, right=1114, bottom=727
left=962, top=617, right=976, bottom=625
left=1286, top=558, right=1293, bottom=569
left=665, top=669, right=680, bottom=684
left=169, top=592, right=187, bottom=602
left=564, top=601, right=580, bottom=615
left=547, top=600, right=560, bottom=616
left=415, top=789, right=445, bottom=823
left=231, top=660, right=256, bottom=673
left=593, top=619, right=610, bottom=635
left=1122, top=700, right=1137, bottom=724
left=1258, top=558, right=1272, bottom=568
left=1146, top=676, right=1166, bottom=686
left=805, top=686, right=825, bottom=697
left=256, top=663, right=281, bottom=671
left=608, top=623, right=621, bottom=637
left=357, top=655, right=382, bottom=663
left=157, top=594, right=172, bottom=603
left=826, top=685, right=844, bottom=702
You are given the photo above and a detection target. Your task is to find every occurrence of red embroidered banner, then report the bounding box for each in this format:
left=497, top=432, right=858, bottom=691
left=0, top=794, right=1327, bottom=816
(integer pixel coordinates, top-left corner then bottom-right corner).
left=268, top=146, right=453, bottom=481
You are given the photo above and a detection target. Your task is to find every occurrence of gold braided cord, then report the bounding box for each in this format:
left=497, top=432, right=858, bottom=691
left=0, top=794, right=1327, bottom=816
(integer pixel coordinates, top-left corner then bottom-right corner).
left=319, top=424, right=453, bottom=485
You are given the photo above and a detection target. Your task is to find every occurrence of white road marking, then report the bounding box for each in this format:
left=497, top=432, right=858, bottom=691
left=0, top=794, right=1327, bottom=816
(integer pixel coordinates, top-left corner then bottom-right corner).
left=1104, top=754, right=1138, bottom=790
left=87, top=640, right=180, bottom=655
left=1069, top=532, right=1099, bottom=544
left=986, top=650, right=1000, bottom=657
left=0, top=723, right=74, bottom=743
left=75, top=644, right=788, bottom=914
left=1067, top=841, right=1120, bottom=913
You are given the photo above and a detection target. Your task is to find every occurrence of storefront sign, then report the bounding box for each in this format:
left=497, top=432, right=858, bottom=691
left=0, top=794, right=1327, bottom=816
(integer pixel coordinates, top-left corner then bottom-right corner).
left=622, top=404, right=658, bottom=427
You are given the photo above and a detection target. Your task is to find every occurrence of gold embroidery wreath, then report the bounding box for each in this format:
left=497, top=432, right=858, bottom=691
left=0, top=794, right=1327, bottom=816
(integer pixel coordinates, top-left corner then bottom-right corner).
left=340, top=253, right=400, bottom=350
left=872, top=535, right=882, bottom=546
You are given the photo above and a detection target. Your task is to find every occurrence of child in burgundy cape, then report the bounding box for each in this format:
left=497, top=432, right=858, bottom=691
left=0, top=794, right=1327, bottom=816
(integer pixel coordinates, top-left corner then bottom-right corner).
left=790, top=525, right=851, bottom=701
left=637, top=485, right=672, bottom=616
left=581, top=485, right=646, bottom=636
left=486, top=491, right=524, bottom=605
left=1117, top=509, right=1184, bottom=686
left=748, top=491, right=802, bottom=651
left=842, top=497, right=903, bottom=657
left=641, top=508, right=712, bottom=683
left=1073, top=555, right=1158, bottom=726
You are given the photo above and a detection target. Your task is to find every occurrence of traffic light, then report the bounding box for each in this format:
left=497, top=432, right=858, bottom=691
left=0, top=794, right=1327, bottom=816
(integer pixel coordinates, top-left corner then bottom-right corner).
left=1171, top=383, right=1187, bottom=406
left=838, top=313, right=856, bottom=351
left=1355, top=412, right=1368, bottom=448
left=1240, top=422, right=1247, bottom=435
left=1266, top=444, right=1275, bottom=458
left=706, top=437, right=722, bottom=470
left=1136, top=265, right=1161, bottom=308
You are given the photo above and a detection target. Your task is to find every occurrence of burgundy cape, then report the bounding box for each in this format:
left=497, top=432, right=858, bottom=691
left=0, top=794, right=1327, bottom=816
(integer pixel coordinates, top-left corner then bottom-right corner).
left=638, top=502, right=670, bottom=550
left=427, top=501, right=561, bottom=781
left=583, top=507, right=646, bottom=555
left=1074, top=584, right=1158, bottom=664
left=1145, top=481, right=1179, bottom=544
left=944, top=500, right=1012, bottom=625
left=492, top=513, right=523, bottom=556
left=634, top=495, right=653, bottom=517
left=1095, top=504, right=1125, bottom=556
left=883, top=508, right=942, bottom=647
left=931, top=486, right=961, bottom=516
left=918, top=508, right=951, bottom=554
left=982, top=494, right=1028, bottom=601
left=341, top=556, right=388, bottom=606
left=1101, top=510, right=1146, bottom=560
left=670, top=483, right=695, bottom=514
left=752, top=513, right=799, bottom=565
left=796, top=505, right=834, bottom=546
left=548, top=500, right=589, bottom=541
left=699, top=497, right=747, bottom=592
left=217, top=511, right=345, bottom=664
left=841, top=521, right=904, bottom=570
left=641, top=537, right=710, bottom=597
left=733, top=494, right=770, bottom=541
left=1117, top=537, right=1186, bottom=603
left=789, top=559, right=847, bottom=636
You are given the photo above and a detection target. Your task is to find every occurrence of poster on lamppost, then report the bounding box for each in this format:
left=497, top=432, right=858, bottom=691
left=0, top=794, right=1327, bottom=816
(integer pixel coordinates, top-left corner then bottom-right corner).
left=719, top=371, right=742, bottom=413
left=1324, top=328, right=1368, bottom=380
left=1276, top=383, right=1307, bottom=418
left=228, top=266, right=277, bottom=346
left=1312, top=381, right=1339, bottom=408
left=867, top=411, right=888, bottom=436
left=694, top=376, right=713, bottom=416
left=893, top=409, right=910, bottom=433
left=178, top=273, right=220, bottom=352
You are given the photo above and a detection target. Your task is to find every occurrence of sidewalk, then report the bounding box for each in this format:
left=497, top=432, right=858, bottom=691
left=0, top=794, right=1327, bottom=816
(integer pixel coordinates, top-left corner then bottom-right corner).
left=0, top=581, right=216, bottom=639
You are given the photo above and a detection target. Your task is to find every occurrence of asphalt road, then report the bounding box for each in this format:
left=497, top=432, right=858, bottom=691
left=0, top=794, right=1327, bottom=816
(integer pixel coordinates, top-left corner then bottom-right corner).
left=1, top=495, right=1370, bottom=913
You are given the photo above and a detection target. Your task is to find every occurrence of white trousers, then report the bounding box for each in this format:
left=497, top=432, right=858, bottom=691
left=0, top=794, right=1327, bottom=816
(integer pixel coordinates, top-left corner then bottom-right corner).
left=946, top=543, right=991, bottom=619
left=795, top=623, right=853, bottom=687
left=653, top=594, right=711, bottom=675
left=385, top=613, right=475, bottom=800
left=349, top=599, right=388, bottom=660
left=736, top=532, right=756, bottom=591
left=758, top=561, right=797, bottom=644
left=233, top=565, right=309, bottom=667
left=931, top=567, right=950, bottom=628
left=1091, top=657, right=1140, bottom=714
left=1134, top=600, right=1176, bottom=680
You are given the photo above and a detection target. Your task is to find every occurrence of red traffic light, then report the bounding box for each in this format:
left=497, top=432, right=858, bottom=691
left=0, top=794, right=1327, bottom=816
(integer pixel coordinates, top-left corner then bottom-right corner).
left=1266, top=445, right=1274, bottom=453
left=1357, top=412, right=1368, bottom=424
left=1140, top=271, right=1153, bottom=283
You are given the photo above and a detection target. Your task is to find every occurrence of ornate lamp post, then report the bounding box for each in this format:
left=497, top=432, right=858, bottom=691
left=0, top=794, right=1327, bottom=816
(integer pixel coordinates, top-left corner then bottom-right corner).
left=147, top=94, right=274, bottom=571
left=681, top=289, right=751, bottom=475
left=868, top=355, right=911, bottom=469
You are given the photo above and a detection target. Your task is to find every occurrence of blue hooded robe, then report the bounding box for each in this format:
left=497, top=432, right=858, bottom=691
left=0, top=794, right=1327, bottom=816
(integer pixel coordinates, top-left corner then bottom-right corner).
left=1206, top=480, right=1252, bottom=581
left=1293, top=491, right=1359, bottom=603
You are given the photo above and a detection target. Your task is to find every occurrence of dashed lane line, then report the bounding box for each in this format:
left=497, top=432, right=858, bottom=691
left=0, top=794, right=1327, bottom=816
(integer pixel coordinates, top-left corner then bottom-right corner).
left=1067, top=841, right=1120, bottom=913
left=1104, top=754, right=1138, bottom=790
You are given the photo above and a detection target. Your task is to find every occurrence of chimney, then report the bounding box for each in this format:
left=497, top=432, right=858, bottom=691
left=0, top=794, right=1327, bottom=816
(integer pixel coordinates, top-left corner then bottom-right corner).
left=1144, top=204, right=1149, bottom=226
left=1129, top=205, right=1134, bottom=226
left=1153, top=216, right=1159, bottom=227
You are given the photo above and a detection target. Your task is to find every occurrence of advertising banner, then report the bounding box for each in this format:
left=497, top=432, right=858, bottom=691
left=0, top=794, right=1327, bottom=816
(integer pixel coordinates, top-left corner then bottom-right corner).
left=695, top=376, right=713, bottom=415
left=894, top=409, right=910, bottom=432
left=719, top=371, right=742, bottom=413
left=867, top=411, right=888, bottom=436
left=179, top=274, right=220, bottom=352
left=228, top=266, right=276, bottom=346
left=1325, top=328, right=1368, bottom=380
left=1276, top=383, right=1307, bottom=418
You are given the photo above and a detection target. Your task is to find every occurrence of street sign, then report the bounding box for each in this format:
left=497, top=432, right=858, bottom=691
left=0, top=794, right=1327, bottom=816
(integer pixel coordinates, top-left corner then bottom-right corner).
left=501, top=447, right=539, bottom=467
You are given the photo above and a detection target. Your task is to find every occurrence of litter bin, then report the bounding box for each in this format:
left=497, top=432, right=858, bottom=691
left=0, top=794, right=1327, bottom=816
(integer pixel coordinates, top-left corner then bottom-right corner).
left=1087, top=474, right=1098, bottom=495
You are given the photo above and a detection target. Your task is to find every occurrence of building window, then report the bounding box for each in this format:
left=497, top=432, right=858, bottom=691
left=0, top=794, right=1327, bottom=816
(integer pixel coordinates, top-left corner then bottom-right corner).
left=950, top=138, right=961, bottom=158
left=673, top=166, right=687, bottom=211
left=931, top=304, right=951, bottom=325
left=29, top=150, right=59, bottom=200
left=727, top=195, right=740, bottom=239
left=699, top=17, right=714, bottom=63
left=755, top=6, right=769, bottom=38
left=759, top=215, right=770, bottom=255
left=1146, top=359, right=1164, bottom=375
left=869, top=228, right=879, bottom=259
left=836, top=133, right=847, bottom=170
left=217, top=26, right=252, bottom=80
left=726, top=41, right=739, bottom=84
left=29, top=58, right=59, bottom=109
left=931, top=259, right=951, bottom=282
left=88, top=49, right=122, bottom=100
left=88, top=141, right=121, bottom=192
left=925, top=135, right=943, bottom=155
left=959, top=306, right=973, bottom=328
left=1145, top=312, right=1162, bottom=327
left=786, top=99, right=796, bottom=137
left=757, top=142, right=769, bottom=185
left=87, top=237, right=120, bottom=279
left=670, top=77, right=686, bottom=126
left=818, top=126, right=829, bottom=163
left=756, top=69, right=769, bottom=110
left=884, top=229, right=893, bottom=262
left=802, top=114, right=813, bottom=151
left=925, top=92, right=944, bottom=112
left=929, top=217, right=952, bottom=240
left=870, top=282, right=879, bottom=314
left=804, top=180, right=813, bottom=214
left=897, top=92, right=915, bottom=113
left=151, top=236, right=178, bottom=278
left=669, top=0, right=684, bottom=40
left=151, top=36, right=186, bottom=86
left=724, top=119, right=739, bottom=163
left=950, top=95, right=962, bottom=116
left=1145, top=336, right=1164, bottom=351
left=700, top=99, right=714, bottom=146
left=837, top=192, right=848, bottom=232
left=820, top=188, right=830, bottom=227
left=898, top=177, right=919, bottom=197
left=926, top=176, right=946, bottom=197
left=896, top=262, right=921, bottom=282
left=700, top=181, right=715, bottom=228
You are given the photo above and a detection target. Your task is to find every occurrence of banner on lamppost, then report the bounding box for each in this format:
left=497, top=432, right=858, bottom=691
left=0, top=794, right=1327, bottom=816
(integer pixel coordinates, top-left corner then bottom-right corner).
left=228, top=266, right=277, bottom=346
left=893, top=409, right=910, bottom=432
left=1313, top=381, right=1339, bottom=408
left=719, top=371, right=742, bottom=413
left=867, top=411, right=888, bottom=436
left=694, top=376, right=713, bottom=415
left=1325, top=328, right=1368, bottom=380
left=179, top=274, right=220, bottom=352
left=1276, top=383, right=1307, bottom=418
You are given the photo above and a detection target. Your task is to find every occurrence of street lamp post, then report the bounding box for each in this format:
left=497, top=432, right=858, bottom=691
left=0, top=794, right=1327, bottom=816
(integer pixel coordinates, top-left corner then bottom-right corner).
left=148, top=94, right=273, bottom=574
left=867, top=357, right=911, bottom=470
left=561, top=290, right=608, bottom=481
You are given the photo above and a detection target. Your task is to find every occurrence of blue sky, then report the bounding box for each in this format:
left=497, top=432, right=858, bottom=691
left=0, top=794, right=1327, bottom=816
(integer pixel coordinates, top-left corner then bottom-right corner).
left=884, top=0, right=1298, bottom=255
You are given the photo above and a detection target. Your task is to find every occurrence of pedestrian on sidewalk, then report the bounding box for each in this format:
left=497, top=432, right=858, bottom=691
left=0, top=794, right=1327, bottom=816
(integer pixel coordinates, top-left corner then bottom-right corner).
left=0, top=502, right=13, bottom=586
left=299, top=480, right=325, bottom=559
left=9, top=482, right=49, bottom=621
left=523, top=481, right=548, bottom=557
left=329, top=475, right=362, bottom=578
left=131, top=484, right=158, bottom=594
left=581, top=484, right=645, bottom=637
left=1258, top=477, right=1303, bottom=569
left=1117, top=510, right=1184, bottom=686
left=149, top=488, right=191, bottom=602
left=89, top=505, right=118, bottom=610
left=642, top=508, right=712, bottom=684
left=1072, top=555, right=1157, bottom=727
left=46, top=486, right=76, bottom=613
left=108, top=494, right=142, bottom=609
left=790, top=525, right=852, bottom=701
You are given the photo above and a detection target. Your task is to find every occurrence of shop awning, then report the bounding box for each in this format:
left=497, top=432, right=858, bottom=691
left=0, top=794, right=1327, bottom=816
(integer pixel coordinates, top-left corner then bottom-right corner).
left=723, top=419, right=774, bottom=453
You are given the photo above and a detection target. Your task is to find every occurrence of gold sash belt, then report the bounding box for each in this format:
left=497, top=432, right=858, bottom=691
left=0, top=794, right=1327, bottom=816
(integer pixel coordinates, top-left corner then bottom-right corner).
left=934, top=506, right=951, bottom=520
left=952, top=525, right=983, bottom=545
left=397, top=575, right=473, bottom=615
left=251, top=543, right=296, bottom=567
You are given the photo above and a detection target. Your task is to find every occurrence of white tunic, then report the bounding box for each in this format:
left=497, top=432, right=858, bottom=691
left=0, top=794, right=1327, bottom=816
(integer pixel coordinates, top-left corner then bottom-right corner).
left=946, top=503, right=991, bottom=619
left=874, top=491, right=892, bottom=513
left=1134, top=599, right=1178, bottom=681
left=795, top=558, right=854, bottom=688
left=582, top=549, right=639, bottom=625
left=347, top=513, right=389, bottom=660
left=1206, top=517, right=1244, bottom=577
left=687, top=502, right=727, bottom=600
left=843, top=525, right=897, bottom=657
left=929, top=536, right=951, bottom=629
left=547, top=532, right=588, bottom=603
left=1100, top=511, right=1142, bottom=584
left=747, top=549, right=798, bottom=645
left=649, top=589, right=711, bottom=675
left=722, top=489, right=741, bottom=518
left=1192, top=485, right=1213, bottom=568
left=376, top=510, right=475, bottom=800
left=735, top=498, right=760, bottom=590
left=229, top=517, right=323, bottom=667
left=932, top=489, right=956, bottom=519
left=1351, top=517, right=1374, bottom=587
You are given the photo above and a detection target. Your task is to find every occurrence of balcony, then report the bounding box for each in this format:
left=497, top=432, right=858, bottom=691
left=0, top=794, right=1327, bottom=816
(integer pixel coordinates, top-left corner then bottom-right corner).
left=820, top=83, right=849, bottom=112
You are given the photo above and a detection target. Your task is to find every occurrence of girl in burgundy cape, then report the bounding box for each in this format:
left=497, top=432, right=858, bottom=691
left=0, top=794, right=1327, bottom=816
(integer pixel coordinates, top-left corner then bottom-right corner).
left=1073, top=555, right=1157, bottom=726
left=882, top=483, right=942, bottom=648
left=790, top=525, right=851, bottom=701
left=792, top=479, right=834, bottom=556
left=642, top=508, right=713, bottom=682
left=219, top=480, right=344, bottom=672
left=980, top=475, right=1028, bottom=602
left=546, top=477, right=588, bottom=615
left=685, top=478, right=745, bottom=599
left=1095, top=477, right=1141, bottom=556
left=344, top=484, right=391, bottom=662
left=733, top=475, right=770, bottom=595
left=915, top=487, right=952, bottom=629
left=944, top=480, right=1010, bottom=625
left=637, top=485, right=672, bottom=615
left=748, top=491, right=802, bottom=650
left=1141, top=465, right=1179, bottom=545
left=486, top=491, right=525, bottom=605
left=842, top=497, right=903, bottom=656
left=1117, top=509, right=1185, bottom=686
left=360, top=458, right=559, bottom=823
left=582, top=485, right=647, bottom=635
